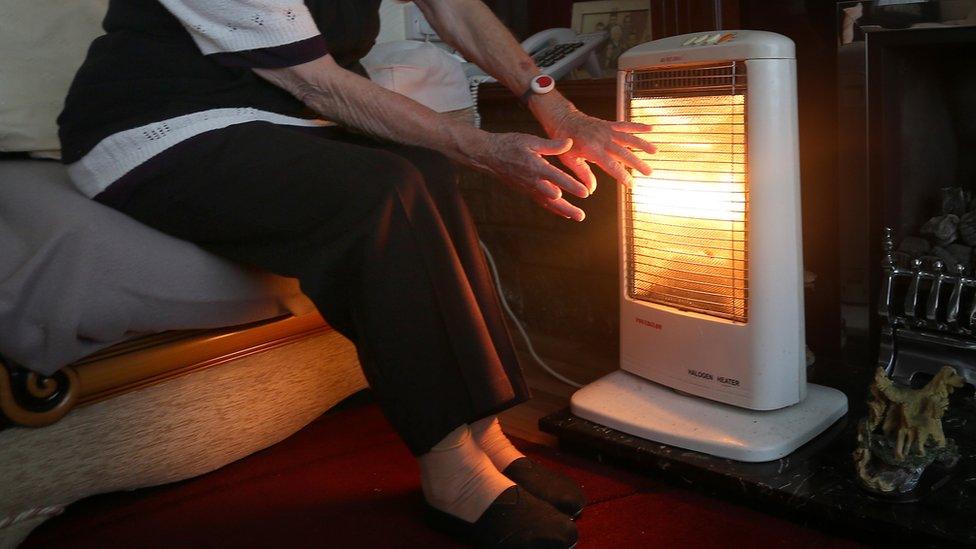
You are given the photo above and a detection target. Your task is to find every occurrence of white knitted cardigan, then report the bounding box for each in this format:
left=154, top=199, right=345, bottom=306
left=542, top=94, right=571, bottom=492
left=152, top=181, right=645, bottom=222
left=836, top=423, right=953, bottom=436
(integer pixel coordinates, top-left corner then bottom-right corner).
left=67, top=0, right=335, bottom=198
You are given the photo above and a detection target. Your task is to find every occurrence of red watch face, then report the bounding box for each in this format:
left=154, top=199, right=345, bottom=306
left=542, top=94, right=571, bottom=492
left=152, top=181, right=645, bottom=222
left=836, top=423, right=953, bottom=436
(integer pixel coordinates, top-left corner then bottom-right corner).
left=536, top=75, right=554, bottom=87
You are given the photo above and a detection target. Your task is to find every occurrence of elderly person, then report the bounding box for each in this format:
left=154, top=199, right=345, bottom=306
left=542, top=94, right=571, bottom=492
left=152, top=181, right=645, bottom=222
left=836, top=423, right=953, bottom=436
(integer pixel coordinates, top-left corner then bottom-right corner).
left=58, top=1, right=654, bottom=547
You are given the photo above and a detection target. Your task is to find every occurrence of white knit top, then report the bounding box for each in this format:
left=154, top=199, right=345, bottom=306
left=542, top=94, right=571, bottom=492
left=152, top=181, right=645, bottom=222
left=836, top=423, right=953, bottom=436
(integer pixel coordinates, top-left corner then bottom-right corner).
left=67, top=0, right=334, bottom=198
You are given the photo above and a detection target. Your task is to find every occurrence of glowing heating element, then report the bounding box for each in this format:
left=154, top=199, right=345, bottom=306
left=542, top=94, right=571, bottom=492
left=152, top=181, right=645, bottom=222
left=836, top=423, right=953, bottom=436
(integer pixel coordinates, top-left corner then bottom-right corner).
left=626, top=93, right=748, bottom=323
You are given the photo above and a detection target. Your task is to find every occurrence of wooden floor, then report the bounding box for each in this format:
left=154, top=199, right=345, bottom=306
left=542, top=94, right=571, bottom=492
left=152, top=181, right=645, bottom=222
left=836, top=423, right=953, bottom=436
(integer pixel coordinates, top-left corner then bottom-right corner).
left=498, top=330, right=617, bottom=447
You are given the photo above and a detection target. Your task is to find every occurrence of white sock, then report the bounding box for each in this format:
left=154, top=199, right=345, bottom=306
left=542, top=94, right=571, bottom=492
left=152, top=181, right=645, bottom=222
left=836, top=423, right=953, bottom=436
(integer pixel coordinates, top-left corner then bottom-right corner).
left=418, top=424, right=515, bottom=523
left=469, top=416, right=526, bottom=472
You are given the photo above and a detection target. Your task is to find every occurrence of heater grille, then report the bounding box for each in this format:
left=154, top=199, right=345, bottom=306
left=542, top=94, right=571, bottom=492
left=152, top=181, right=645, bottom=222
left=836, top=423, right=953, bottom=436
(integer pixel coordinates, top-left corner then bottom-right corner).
left=624, top=62, right=748, bottom=323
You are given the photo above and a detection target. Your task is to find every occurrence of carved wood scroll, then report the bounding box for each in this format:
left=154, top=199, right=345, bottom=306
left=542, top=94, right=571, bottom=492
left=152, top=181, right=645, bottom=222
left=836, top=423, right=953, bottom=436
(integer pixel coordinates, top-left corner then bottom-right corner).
left=0, top=356, right=79, bottom=428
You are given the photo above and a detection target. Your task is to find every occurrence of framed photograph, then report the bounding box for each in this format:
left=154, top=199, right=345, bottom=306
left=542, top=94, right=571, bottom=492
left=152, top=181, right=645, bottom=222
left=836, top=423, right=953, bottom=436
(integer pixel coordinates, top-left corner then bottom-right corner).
left=571, top=0, right=651, bottom=77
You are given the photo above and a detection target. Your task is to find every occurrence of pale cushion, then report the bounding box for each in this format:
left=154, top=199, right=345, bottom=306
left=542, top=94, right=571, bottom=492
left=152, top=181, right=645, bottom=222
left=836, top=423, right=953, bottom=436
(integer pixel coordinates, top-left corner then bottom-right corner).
left=0, top=0, right=108, bottom=152
left=0, top=160, right=315, bottom=375
left=362, top=41, right=475, bottom=113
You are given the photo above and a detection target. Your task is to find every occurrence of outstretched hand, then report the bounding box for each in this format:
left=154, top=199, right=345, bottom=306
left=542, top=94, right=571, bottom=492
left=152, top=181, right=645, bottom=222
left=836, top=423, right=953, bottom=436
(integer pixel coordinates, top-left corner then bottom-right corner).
left=472, top=132, right=591, bottom=221
left=544, top=108, right=656, bottom=195
left=466, top=103, right=655, bottom=222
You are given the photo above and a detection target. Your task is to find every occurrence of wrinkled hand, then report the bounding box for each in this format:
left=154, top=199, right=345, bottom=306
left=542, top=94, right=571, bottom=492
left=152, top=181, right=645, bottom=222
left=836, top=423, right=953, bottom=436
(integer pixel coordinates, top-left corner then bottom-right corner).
left=544, top=108, right=656, bottom=193
left=473, top=132, right=591, bottom=221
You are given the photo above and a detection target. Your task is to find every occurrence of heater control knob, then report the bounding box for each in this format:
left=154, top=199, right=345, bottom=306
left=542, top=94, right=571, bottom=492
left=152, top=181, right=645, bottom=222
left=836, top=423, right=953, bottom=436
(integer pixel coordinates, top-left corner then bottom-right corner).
left=682, top=32, right=736, bottom=47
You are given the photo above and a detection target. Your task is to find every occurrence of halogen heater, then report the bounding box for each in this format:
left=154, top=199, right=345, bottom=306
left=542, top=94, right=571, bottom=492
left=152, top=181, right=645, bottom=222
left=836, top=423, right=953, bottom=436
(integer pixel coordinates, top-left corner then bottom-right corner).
left=571, top=31, right=848, bottom=462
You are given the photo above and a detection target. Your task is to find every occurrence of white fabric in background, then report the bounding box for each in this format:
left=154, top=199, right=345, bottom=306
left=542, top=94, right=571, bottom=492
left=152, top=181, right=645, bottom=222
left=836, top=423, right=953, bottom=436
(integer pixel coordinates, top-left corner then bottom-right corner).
left=0, top=0, right=108, bottom=152
left=375, top=0, right=411, bottom=44
left=362, top=41, right=474, bottom=113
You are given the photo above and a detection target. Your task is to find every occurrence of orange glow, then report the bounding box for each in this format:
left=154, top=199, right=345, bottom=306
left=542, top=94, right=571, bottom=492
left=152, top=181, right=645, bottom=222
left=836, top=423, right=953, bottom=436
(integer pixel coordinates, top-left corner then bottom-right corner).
left=627, top=94, right=748, bottom=322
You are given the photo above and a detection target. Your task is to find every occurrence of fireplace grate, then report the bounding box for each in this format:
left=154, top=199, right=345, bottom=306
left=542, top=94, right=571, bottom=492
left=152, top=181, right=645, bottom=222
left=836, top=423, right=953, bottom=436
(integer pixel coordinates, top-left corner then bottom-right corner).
left=623, top=62, right=749, bottom=323
left=880, top=228, right=976, bottom=333
left=878, top=227, right=976, bottom=387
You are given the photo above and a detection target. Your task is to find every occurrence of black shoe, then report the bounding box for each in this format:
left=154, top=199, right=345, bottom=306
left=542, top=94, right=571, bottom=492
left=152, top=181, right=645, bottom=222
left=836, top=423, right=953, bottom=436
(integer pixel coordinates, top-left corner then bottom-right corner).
left=502, top=458, right=586, bottom=519
left=424, top=485, right=578, bottom=549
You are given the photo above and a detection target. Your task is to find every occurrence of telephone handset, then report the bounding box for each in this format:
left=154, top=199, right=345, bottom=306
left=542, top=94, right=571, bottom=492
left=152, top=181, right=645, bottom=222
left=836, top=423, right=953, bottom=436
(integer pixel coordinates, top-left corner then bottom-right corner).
left=522, top=28, right=579, bottom=56
left=522, top=28, right=607, bottom=80
left=463, top=28, right=608, bottom=83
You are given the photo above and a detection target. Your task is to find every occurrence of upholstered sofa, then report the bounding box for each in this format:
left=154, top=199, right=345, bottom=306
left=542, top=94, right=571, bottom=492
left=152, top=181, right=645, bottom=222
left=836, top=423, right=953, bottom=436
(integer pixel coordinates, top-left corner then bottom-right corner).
left=0, top=159, right=368, bottom=547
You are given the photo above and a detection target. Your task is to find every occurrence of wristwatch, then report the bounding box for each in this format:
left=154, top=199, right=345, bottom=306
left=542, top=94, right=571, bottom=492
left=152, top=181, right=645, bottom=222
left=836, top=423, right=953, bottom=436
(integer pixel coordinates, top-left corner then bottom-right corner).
left=519, top=74, right=555, bottom=105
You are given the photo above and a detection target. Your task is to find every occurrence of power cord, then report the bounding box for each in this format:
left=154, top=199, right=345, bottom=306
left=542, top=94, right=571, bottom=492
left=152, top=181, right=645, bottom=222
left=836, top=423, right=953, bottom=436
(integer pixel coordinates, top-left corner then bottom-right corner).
left=478, top=239, right=584, bottom=389
left=467, top=75, right=491, bottom=129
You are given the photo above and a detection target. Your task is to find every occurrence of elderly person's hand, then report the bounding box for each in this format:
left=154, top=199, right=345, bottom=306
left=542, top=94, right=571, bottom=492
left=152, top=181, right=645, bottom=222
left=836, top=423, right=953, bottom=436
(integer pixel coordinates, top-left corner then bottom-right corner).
left=467, top=105, right=657, bottom=222
left=469, top=107, right=657, bottom=222
left=539, top=105, right=656, bottom=195
left=470, top=133, right=591, bottom=221
left=262, top=0, right=659, bottom=224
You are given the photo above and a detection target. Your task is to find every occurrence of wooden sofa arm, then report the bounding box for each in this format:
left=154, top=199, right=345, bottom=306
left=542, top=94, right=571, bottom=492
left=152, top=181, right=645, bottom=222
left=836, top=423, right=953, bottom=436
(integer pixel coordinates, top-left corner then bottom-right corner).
left=0, top=314, right=329, bottom=430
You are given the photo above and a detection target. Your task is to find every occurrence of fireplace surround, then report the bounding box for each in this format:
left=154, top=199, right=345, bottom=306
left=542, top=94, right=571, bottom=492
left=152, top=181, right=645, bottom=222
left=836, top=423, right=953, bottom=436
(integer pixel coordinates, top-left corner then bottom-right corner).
left=837, top=4, right=976, bottom=362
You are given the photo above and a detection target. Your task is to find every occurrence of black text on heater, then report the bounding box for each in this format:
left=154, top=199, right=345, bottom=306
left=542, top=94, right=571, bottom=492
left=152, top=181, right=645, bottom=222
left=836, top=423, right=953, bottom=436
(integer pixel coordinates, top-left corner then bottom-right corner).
left=687, top=369, right=713, bottom=381
left=717, top=376, right=741, bottom=387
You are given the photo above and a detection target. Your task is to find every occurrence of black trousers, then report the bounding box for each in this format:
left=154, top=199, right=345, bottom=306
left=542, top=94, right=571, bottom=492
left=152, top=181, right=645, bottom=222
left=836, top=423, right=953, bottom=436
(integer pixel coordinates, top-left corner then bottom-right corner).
left=96, top=122, right=530, bottom=455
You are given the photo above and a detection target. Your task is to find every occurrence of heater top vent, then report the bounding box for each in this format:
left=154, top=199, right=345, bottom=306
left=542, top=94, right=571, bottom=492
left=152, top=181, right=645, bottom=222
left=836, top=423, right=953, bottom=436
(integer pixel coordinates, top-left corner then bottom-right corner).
left=629, top=63, right=747, bottom=98
left=618, top=30, right=794, bottom=71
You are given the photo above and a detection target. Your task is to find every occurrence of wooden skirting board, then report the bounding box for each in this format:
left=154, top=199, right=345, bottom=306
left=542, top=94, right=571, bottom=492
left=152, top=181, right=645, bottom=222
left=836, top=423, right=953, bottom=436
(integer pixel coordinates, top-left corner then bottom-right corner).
left=0, top=313, right=333, bottom=429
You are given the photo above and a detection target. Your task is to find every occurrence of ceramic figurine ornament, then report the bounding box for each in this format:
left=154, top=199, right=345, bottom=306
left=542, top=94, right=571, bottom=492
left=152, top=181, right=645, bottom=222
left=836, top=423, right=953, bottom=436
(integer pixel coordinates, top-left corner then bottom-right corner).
left=853, top=365, right=964, bottom=497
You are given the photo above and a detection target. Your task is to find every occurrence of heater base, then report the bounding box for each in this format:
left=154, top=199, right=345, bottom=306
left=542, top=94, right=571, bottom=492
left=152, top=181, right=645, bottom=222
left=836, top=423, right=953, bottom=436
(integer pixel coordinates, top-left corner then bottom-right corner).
left=571, top=370, right=848, bottom=462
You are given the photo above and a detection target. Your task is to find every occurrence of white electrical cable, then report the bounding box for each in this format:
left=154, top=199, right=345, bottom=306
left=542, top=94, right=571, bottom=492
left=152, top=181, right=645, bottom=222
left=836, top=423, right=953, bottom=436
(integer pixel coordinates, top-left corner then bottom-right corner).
left=479, top=239, right=584, bottom=388
left=467, top=75, right=492, bottom=129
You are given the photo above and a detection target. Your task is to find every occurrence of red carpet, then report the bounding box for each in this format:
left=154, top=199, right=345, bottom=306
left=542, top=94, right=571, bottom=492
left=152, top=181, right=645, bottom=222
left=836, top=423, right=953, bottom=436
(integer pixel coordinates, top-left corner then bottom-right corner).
left=25, top=396, right=863, bottom=548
